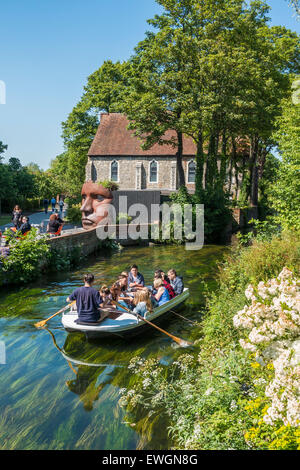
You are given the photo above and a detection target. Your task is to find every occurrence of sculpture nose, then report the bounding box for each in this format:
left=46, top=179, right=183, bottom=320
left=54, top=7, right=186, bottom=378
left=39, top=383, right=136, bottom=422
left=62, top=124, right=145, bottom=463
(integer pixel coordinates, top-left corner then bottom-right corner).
left=80, top=197, right=93, bottom=215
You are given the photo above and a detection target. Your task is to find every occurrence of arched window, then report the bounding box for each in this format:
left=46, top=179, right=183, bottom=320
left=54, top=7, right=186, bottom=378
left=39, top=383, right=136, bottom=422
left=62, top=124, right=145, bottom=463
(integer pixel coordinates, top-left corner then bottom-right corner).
left=91, top=162, right=97, bottom=182
left=111, top=160, right=118, bottom=182
left=188, top=160, right=196, bottom=183
left=149, top=160, right=158, bottom=183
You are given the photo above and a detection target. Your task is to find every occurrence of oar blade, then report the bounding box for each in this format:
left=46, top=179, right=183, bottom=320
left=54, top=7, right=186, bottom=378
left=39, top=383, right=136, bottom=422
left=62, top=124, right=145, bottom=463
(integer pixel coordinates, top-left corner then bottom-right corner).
left=34, top=320, right=47, bottom=329
left=34, top=301, right=75, bottom=329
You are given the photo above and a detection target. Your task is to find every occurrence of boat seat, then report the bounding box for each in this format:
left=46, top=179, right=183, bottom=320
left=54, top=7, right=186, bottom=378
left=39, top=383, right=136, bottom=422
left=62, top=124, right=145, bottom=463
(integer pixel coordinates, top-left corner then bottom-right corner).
left=75, top=319, right=102, bottom=326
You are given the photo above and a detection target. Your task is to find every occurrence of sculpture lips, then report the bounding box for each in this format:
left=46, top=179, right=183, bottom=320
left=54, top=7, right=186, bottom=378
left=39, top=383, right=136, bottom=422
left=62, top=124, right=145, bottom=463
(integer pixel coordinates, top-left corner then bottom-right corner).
left=82, top=218, right=95, bottom=227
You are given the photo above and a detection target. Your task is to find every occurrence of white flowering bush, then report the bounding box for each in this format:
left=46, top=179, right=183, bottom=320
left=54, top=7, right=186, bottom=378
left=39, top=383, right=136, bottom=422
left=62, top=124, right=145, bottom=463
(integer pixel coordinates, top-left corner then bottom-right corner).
left=234, top=268, right=300, bottom=428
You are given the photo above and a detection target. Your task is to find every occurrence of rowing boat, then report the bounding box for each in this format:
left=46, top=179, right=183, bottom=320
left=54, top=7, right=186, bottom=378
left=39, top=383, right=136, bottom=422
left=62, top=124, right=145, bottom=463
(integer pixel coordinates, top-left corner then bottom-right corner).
left=61, top=288, right=190, bottom=339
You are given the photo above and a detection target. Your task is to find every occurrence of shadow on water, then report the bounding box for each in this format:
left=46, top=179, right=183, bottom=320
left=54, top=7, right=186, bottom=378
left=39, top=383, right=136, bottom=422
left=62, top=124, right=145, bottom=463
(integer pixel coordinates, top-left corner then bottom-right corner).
left=0, top=244, right=226, bottom=450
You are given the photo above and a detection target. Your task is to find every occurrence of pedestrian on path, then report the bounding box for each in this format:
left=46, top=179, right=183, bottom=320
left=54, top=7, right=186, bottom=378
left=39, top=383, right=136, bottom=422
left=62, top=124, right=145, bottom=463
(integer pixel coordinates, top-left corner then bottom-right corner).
left=43, top=198, right=49, bottom=214
left=59, top=198, right=64, bottom=216
left=51, top=197, right=56, bottom=212
left=11, top=205, right=22, bottom=229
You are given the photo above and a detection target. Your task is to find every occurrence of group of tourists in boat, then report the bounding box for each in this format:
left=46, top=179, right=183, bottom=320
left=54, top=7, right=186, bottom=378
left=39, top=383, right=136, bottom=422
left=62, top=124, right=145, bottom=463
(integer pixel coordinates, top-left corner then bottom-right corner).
left=66, top=265, right=184, bottom=326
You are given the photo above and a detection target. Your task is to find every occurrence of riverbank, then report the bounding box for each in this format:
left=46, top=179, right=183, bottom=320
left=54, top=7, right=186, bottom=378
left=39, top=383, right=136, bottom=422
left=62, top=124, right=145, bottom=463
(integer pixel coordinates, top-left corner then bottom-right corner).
left=119, top=230, right=300, bottom=450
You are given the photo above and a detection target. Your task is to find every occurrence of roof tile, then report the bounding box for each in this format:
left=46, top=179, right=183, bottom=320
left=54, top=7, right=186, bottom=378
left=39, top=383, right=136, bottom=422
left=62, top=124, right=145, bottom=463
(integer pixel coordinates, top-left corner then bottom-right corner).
left=88, top=113, right=196, bottom=157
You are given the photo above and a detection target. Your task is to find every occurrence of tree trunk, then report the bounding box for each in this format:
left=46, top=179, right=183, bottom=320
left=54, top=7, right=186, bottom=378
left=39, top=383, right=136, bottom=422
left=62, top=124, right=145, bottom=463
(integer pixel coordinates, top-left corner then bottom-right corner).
left=205, top=134, right=217, bottom=188
left=195, top=130, right=204, bottom=197
left=176, top=131, right=185, bottom=188
left=231, top=137, right=239, bottom=200
left=219, top=131, right=228, bottom=186
left=249, top=136, right=259, bottom=207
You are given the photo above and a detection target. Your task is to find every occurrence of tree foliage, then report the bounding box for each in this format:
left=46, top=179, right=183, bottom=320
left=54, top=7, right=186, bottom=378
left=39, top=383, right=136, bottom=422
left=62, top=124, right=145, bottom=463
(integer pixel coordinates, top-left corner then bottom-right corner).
left=269, top=95, right=300, bottom=230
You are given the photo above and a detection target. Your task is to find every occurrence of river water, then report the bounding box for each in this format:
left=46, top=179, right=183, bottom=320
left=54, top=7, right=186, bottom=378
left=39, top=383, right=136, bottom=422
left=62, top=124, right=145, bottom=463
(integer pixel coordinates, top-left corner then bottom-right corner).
left=0, top=244, right=226, bottom=450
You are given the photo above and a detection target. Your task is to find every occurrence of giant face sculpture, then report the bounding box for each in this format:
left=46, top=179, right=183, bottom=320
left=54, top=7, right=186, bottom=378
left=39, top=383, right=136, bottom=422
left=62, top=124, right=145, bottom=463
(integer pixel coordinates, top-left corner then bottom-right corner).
left=81, top=181, right=113, bottom=230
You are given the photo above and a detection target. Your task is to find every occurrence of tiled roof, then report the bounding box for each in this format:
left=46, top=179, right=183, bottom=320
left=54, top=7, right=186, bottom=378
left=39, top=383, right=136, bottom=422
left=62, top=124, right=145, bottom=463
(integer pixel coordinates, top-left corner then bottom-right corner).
left=88, top=113, right=196, bottom=157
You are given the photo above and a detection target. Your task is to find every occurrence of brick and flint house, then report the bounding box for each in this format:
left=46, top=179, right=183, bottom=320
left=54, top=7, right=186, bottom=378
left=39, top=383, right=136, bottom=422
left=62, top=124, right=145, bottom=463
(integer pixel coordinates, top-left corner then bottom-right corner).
left=86, top=113, right=197, bottom=194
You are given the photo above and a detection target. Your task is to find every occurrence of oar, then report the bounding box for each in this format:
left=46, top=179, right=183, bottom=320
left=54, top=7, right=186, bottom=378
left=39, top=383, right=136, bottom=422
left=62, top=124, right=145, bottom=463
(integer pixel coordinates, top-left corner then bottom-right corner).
left=34, top=301, right=75, bottom=329
left=169, top=309, right=197, bottom=325
left=111, top=300, right=193, bottom=347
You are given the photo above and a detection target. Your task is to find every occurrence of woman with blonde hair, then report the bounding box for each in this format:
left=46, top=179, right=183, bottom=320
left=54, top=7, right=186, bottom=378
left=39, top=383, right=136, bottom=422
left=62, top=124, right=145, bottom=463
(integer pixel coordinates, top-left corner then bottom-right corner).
left=99, top=285, right=112, bottom=307
left=153, top=278, right=170, bottom=306
left=132, top=289, right=154, bottom=318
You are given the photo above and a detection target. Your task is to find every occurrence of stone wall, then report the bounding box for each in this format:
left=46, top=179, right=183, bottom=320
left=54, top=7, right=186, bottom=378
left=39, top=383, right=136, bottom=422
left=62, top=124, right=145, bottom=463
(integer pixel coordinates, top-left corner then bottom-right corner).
left=87, top=155, right=196, bottom=193
left=48, top=225, right=153, bottom=258
left=48, top=228, right=101, bottom=258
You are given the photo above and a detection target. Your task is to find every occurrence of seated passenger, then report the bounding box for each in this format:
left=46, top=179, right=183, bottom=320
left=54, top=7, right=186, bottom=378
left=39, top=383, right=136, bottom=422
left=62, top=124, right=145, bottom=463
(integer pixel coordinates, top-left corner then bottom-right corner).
left=167, top=269, right=184, bottom=296
left=47, top=213, right=61, bottom=236
left=117, top=273, right=128, bottom=292
left=128, top=264, right=145, bottom=290
left=110, top=283, right=133, bottom=311
left=154, top=269, right=176, bottom=299
left=132, top=289, right=154, bottom=318
left=19, top=216, right=31, bottom=235
left=99, top=285, right=113, bottom=307
left=55, top=213, right=65, bottom=226
left=153, top=279, right=170, bottom=306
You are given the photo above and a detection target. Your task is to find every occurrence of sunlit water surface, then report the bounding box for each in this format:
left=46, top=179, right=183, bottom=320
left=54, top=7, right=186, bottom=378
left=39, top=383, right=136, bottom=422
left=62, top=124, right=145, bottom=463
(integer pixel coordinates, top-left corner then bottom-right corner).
left=0, top=244, right=226, bottom=450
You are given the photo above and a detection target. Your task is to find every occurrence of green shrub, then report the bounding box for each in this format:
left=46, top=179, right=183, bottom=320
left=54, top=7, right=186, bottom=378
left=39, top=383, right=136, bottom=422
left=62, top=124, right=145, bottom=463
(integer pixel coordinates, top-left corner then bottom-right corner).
left=116, top=213, right=132, bottom=224
left=99, top=180, right=119, bottom=191
left=0, top=229, right=50, bottom=285
left=170, top=185, right=232, bottom=244
left=66, top=203, right=82, bottom=224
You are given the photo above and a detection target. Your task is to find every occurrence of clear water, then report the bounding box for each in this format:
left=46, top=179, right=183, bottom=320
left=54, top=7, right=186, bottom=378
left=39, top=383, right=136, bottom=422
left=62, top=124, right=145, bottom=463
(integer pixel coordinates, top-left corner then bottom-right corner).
left=0, top=244, right=226, bottom=450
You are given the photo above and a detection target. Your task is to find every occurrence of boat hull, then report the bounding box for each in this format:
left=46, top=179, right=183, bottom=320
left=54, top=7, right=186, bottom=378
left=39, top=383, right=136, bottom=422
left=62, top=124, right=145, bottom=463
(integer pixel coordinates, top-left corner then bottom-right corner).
left=61, top=288, right=189, bottom=339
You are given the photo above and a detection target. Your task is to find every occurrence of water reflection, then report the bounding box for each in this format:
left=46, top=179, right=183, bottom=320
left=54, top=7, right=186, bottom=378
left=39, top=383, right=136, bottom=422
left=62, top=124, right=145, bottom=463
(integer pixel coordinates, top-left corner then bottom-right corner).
left=0, top=244, right=226, bottom=449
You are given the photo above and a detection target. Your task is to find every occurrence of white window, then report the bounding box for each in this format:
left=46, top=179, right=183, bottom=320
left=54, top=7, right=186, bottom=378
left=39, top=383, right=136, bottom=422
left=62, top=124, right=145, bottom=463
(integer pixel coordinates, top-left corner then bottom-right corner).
left=111, top=160, right=119, bottom=182
left=187, top=160, right=196, bottom=183
left=149, top=160, right=158, bottom=183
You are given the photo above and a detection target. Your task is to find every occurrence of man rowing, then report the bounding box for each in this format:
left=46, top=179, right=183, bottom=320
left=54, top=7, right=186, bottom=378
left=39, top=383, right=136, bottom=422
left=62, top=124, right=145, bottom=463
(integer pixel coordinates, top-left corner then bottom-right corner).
left=67, top=273, right=108, bottom=324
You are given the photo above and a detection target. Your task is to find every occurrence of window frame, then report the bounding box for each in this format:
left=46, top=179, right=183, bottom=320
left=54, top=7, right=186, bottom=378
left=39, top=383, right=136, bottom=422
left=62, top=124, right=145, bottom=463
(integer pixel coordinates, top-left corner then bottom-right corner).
left=110, top=160, right=119, bottom=183
left=187, top=159, right=196, bottom=184
left=149, top=159, right=158, bottom=184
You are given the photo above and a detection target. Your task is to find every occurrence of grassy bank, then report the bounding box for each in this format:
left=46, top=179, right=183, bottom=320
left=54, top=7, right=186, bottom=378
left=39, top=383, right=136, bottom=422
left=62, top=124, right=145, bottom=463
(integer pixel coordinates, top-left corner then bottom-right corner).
left=0, top=215, right=12, bottom=226
left=119, top=230, right=300, bottom=450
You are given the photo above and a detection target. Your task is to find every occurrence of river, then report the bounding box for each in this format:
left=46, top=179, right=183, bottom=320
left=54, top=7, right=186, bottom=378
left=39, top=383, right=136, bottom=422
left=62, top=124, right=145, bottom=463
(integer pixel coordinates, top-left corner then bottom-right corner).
left=0, top=244, right=226, bottom=450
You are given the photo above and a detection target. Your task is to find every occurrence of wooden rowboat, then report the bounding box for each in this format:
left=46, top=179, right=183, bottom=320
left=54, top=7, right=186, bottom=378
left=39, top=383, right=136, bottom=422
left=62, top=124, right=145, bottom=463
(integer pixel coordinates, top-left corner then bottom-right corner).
left=61, top=288, right=190, bottom=339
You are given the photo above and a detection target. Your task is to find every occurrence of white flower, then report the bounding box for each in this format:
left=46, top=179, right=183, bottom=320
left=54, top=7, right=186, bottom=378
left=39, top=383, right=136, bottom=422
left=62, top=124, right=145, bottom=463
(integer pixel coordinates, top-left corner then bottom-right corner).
left=234, top=268, right=300, bottom=428
left=204, top=387, right=214, bottom=396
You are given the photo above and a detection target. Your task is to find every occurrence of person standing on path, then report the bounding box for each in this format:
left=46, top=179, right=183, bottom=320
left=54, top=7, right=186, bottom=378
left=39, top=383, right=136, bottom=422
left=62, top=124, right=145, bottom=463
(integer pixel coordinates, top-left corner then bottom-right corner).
left=43, top=198, right=49, bottom=214
left=59, top=198, right=64, bottom=216
left=51, top=197, right=56, bottom=212
left=11, top=205, right=22, bottom=229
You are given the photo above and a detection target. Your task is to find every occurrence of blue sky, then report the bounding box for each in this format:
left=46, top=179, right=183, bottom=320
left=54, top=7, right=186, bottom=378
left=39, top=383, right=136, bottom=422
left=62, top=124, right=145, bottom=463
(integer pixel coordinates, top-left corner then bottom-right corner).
left=0, top=0, right=299, bottom=170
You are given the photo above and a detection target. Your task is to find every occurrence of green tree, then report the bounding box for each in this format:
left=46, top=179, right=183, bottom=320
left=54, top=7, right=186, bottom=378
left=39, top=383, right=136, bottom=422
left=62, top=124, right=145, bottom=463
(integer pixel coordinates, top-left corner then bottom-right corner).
left=124, top=0, right=299, bottom=204
left=0, top=141, right=12, bottom=213
left=288, top=0, right=300, bottom=16
left=60, top=61, right=129, bottom=196
left=270, top=95, right=300, bottom=230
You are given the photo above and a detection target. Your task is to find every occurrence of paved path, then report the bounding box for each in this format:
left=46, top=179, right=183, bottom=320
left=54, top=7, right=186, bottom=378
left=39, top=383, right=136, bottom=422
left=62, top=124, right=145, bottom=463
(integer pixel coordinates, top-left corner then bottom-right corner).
left=0, top=208, right=77, bottom=233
